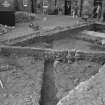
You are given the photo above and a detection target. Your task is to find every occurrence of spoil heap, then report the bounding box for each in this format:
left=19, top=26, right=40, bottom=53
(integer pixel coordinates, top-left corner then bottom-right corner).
left=57, top=64, right=105, bottom=105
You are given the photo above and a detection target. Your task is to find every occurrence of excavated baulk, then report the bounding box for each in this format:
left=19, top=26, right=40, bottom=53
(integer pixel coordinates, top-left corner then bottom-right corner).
left=57, top=64, right=105, bottom=105
left=1, top=46, right=105, bottom=64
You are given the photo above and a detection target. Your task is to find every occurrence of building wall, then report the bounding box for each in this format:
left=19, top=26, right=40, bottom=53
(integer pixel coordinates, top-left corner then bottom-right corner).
left=17, top=0, right=32, bottom=12
left=49, top=0, right=79, bottom=15
left=16, top=0, right=105, bottom=19
left=82, top=0, right=94, bottom=16
left=33, top=0, right=83, bottom=15
left=16, top=0, right=103, bottom=17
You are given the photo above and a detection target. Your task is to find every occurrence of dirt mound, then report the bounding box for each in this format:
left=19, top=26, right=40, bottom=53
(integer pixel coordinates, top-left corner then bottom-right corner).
left=57, top=64, right=105, bottom=105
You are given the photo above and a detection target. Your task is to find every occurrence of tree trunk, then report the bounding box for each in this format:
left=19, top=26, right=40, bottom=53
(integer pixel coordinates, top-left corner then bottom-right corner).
left=101, top=0, right=105, bottom=21
left=80, top=0, right=83, bottom=17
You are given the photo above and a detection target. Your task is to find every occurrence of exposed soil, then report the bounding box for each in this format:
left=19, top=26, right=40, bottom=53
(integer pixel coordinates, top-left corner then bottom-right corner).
left=28, top=34, right=105, bottom=52
left=57, top=64, right=105, bottom=105
left=0, top=53, right=101, bottom=105
left=0, top=55, right=44, bottom=105
left=53, top=37, right=92, bottom=51
left=39, top=59, right=102, bottom=105
left=54, top=60, right=101, bottom=100
left=25, top=30, right=105, bottom=105
left=0, top=27, right=105, bottom=105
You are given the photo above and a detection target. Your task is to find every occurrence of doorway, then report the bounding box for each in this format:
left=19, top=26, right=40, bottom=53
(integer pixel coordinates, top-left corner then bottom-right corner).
left=31, top=0, right=37, bottom=13
left=31, top=0, right=34, bottom=13
left=65, top=0, right=71, bottom=15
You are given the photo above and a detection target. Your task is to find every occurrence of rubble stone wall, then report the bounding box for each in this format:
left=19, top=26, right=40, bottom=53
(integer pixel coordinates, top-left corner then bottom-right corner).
left=1, top=45, right=105, bottom=64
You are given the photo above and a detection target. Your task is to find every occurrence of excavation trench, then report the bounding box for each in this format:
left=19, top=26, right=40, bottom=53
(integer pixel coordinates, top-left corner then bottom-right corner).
left=2, top=23, right=105, bottom=105
left=39, top=59, right=102, bottom=105
left=40, top=60, right=58, bottom=105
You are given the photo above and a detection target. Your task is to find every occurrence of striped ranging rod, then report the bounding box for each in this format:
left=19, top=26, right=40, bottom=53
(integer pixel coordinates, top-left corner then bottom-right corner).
left=0, top=80, right=3, bottom=89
